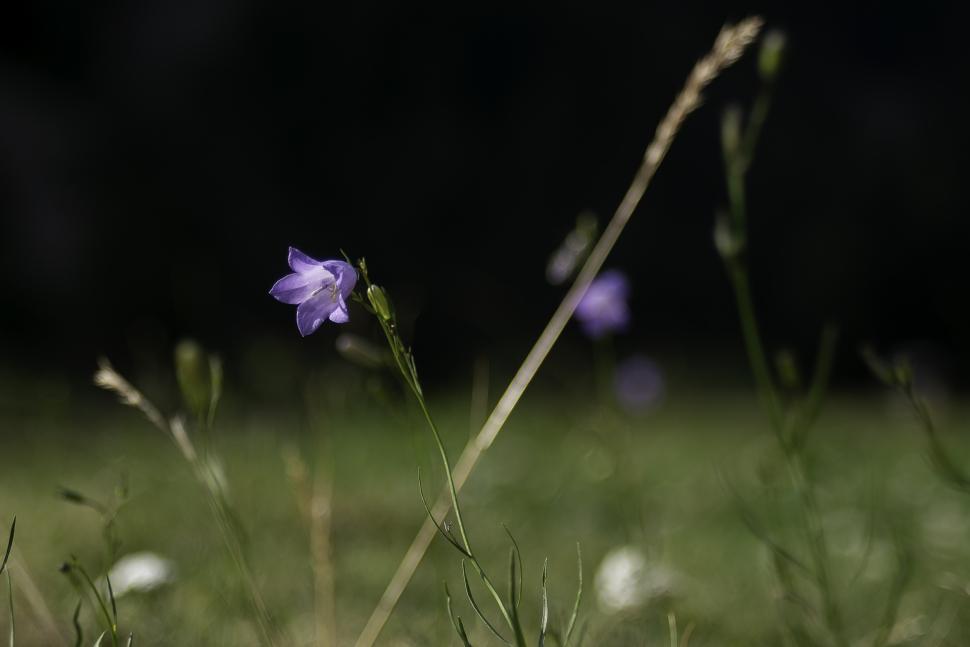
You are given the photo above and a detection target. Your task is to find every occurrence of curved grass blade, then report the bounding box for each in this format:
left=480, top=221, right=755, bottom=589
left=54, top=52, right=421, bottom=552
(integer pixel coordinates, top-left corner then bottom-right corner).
left=62, top=561, right=117, bottom=647
left=507, top=548, right=518, bottom=612
left=7, top=572, right=14, bottom=647
left=445, top=583, right=474, bottom=647
left=537, top=559, right=549, bottom=647
left=502, top=525, right=523, bottom=609
left=460, top=561, right=510, bottom=644
left=680, top=622, right=696, bottom=647
left=207, top=355, right=223, bottom=431
left=2, top=520, right=15, bottom=647
left=105, top=575, right=117, bottom=629
left=125, top=634, right=133, bottom=647
left=93, top=632, right=105, bottom=647
left=0, top=518, right=15, bottom=577
left=417, top=470, right=470, bottom=558
left=72, top=600, right=83, bottom=647
left=562, top=544, right=583, bottom=647
left=500, top=526, right=527, bottom=647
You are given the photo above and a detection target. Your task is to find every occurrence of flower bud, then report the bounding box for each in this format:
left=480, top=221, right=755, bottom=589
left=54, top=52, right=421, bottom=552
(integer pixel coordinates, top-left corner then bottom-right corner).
left=721, top=105, right=743, bottom=159
left=367, top=284, right=393, bottom=321
left=175, top=339, right=209, bottom=420
left=713, top=213, right=743, bottom=260
left=758, top=30, right=786, bottom=83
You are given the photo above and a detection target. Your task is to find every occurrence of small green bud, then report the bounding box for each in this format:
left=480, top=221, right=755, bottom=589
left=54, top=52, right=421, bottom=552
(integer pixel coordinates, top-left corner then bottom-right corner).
left=758, top=30, right=786, bottom=82
left=367, top=284, right=393, bottom=321
left=713, top=212, right=743, bottom=260
left=721, top=105, right=743, bottom=159
left=175, top=339, right=210, bottom=420
left=774, top=349, right=802, bottom=390
left=58, top=487, right=87, bottom=505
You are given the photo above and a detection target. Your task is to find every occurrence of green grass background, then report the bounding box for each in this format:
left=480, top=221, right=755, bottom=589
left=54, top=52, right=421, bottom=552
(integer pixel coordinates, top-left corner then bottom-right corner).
left=3, top=382, right=970, bottom=645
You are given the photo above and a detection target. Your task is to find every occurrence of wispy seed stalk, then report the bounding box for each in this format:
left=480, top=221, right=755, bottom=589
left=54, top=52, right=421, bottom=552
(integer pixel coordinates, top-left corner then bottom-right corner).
left=353, top=16, right=764, bottom=647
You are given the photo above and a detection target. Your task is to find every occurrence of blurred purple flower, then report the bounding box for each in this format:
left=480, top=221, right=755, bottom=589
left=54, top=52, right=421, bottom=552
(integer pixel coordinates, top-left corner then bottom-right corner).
left=575, top=270, right=630, bottom=338
left=270, top=247, right=357, bottom=336
left=614, top=355, right=664, bottom=413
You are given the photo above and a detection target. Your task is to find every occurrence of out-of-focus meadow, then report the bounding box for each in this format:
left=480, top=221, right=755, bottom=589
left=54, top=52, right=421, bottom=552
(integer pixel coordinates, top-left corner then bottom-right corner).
left=3, top=370, right=970, bottom=645
left=3, top=4, right=970, bottom=647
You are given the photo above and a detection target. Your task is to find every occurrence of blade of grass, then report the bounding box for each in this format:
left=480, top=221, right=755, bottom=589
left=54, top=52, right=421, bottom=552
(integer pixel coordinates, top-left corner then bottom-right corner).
left=445, top=584, right=474, bottom=647
left=461, top=561, right=510, bottom=644
left=72, top=600, right=83, bottom=647
left=562, top=544, right=583, bottom=647
left=537, top=559, right=549, bottom=647
left=0, top=518, right=14, bottom=577
left=6, top=571, right=14, bottom=647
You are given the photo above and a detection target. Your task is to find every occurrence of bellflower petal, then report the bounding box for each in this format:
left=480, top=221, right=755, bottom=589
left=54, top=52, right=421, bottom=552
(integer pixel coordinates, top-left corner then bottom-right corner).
left=272, top=248, right=357, bottom=335
left=328, top=305, right=350, bottom=323
left=322, top=261, right=358, bottom=294
left=269, top=271, right=331, bottom=304
left=288, top=247, right=325, bottom=273
left=296, top=292, right=340, bottom=337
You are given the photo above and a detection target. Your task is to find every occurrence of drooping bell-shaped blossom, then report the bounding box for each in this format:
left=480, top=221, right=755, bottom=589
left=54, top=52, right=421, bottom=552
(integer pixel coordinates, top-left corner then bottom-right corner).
left=574, top=270, right=631, bottom=339
left=269, top=247, right=358, bottom=336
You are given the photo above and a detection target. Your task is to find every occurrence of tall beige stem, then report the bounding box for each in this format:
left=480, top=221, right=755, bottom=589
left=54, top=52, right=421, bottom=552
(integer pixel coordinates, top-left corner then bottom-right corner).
left=353, top=17, right=763, bottom=647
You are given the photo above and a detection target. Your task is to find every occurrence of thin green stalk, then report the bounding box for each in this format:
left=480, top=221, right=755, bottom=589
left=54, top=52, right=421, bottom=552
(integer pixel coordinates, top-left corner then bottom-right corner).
left=94, top=362, right=280, bottom=647
left=727, top=259, right=846, bottom=647
left=360, top=266, right=522, bottom=644
left=413, top=396, right=518, bottom=641
left=720, top=50, right=846, bottom=646
left=727, top=262, right=785, bottom=433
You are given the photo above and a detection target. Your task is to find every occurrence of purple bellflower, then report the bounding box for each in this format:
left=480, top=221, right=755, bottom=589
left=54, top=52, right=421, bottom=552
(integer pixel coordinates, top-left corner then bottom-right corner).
left=575, top=270, right=631, bottom=339
left=270, top=247, right=358, bottom=336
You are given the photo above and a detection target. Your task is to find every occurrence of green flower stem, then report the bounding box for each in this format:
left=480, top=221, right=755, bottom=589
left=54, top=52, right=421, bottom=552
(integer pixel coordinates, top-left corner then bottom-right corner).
left=361, top=266, right=522, bottom=645
left=721, top=85, right=847, bottom=645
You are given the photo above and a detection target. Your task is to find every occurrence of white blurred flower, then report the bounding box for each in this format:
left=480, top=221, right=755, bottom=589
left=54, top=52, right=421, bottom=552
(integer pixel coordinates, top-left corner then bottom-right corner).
left=106, top=552, right=175, bottom=597
left=594, top=546, right=676, bottom=613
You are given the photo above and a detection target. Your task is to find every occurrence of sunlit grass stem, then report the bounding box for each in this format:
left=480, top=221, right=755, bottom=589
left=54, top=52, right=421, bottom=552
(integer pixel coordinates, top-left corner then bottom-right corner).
left=94, top=360, right=281, bottom=647
left=353, top=16, right=764, bottom=646
left=282, top=444, right=337, bottom=647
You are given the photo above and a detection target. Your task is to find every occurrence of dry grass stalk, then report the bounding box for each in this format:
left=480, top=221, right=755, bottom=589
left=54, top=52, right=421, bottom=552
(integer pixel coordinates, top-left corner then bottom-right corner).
left=353, top=16, right=764, bottom=647
left=282, top=447, right=337, bottom=647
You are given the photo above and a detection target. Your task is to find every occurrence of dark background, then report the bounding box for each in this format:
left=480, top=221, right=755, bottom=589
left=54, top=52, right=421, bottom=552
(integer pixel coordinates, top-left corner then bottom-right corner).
left=2, top=2, right=968, bottom=387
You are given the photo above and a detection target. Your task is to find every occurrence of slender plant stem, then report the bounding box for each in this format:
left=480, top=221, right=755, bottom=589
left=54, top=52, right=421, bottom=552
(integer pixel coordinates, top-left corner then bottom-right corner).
left=353, top=17, right=764, bottom=647
left=728, top=263, right=785, bottom=432
left=726, top=259, right=847, bottom=647
left=409, top=358, right=518, bottom=639
left=93, top=363, right=280, bottom=647
left=721, top=73, right=847, bottom=646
